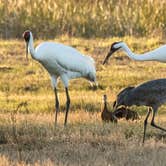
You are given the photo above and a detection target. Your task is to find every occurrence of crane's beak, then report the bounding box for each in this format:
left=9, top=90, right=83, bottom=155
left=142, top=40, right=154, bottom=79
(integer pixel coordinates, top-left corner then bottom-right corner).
left=103, top=46, right=121, bottom=65
left=26, top=41, right=28, bottom=61
left=103, top=50, right=114, bottom=65
left=103, top=50, right=116, bottom=65
left=112, top=100, right=117, bottom=110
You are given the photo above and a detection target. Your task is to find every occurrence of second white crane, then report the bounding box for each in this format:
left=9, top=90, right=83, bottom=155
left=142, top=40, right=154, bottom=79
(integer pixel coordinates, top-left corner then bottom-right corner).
left=103, top=41, right=166, bottom=64
left=23, top=30, right=97, bottom=126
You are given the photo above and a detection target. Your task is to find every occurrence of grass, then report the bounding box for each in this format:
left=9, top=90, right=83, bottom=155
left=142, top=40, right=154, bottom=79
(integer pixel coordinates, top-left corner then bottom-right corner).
left=0, top=36, right=166, bottom=165
left=0, top=113, right=166, bottom=165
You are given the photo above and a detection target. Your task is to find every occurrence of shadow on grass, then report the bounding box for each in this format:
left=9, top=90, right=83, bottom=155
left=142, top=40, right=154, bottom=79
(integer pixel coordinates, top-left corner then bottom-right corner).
left=60, top=102, right=101, bottom=113
left=0, top=66, right=13, bottom=72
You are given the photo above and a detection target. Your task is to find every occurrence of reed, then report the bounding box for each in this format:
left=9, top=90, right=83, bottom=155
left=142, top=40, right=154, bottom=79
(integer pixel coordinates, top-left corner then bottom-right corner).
left=1, top=0, right=166, bottom=38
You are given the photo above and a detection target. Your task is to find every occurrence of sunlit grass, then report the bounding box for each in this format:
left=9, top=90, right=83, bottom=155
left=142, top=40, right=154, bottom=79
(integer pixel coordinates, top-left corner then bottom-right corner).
left=0, top=112, right=166, bottom=165
left=0, top=36, right=166, bottom=165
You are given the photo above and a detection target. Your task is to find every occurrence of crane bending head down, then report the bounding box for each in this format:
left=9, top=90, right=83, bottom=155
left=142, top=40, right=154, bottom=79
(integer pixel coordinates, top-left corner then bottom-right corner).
left=103, top=42, right=122, bottom=64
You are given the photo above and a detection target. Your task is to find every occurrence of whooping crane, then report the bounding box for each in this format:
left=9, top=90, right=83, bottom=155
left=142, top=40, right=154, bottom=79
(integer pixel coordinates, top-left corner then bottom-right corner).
left=113, top=79, right=166, bottom=143
left=103, top=41, right=166, bottom=64
left=23, top=30, right=97, bottom=126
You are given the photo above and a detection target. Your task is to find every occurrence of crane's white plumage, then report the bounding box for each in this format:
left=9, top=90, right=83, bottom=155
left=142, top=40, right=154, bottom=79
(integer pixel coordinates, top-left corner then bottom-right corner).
left=103, top=41, right=166, bottom=64
left=23, top=30, right=96, bottom=125
left=37, top=43, right=94, bottom=73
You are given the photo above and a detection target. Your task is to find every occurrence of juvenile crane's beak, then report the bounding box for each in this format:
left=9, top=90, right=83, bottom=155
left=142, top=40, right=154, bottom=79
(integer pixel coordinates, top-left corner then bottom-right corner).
left=103, top=51, right=114, bottom=65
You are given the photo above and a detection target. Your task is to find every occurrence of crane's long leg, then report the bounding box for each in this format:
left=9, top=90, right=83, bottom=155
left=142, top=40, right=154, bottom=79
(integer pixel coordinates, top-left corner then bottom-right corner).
left=54, top=87, right=59, bottom=126
left=64, top=87, right=70, bottom=126
left=143, top=107, right=152, bottom=143
left=151, top=107, right=166, bottom=132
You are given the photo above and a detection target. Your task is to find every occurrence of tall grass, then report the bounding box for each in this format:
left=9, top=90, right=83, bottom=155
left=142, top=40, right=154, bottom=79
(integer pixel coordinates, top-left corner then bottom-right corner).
left=1, top=0, right=166, bottom=38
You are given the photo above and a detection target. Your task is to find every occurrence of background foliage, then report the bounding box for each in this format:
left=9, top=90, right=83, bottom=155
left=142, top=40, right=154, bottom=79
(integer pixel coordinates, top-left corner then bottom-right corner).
left=1, top=0, right=166, bottom=38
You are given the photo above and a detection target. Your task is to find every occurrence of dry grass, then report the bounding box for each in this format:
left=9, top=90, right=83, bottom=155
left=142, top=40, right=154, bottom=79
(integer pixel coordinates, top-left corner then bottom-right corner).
left=0, top=112, right=166, bottom=166
left=0, top=36, right=166, bottom=165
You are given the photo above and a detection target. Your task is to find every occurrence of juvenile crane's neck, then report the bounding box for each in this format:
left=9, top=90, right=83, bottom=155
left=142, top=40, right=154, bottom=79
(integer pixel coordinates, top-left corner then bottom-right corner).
left=104, top=99, right=108, bottom=111
left=122, top=43, right=155, bottom=61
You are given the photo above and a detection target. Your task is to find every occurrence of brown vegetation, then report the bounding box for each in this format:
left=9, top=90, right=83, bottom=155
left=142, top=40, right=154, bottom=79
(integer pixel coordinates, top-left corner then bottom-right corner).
left=1, top=0, right=166, bottom=38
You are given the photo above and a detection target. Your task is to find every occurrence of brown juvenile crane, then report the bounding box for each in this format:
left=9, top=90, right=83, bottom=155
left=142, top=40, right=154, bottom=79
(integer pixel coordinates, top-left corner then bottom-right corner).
left=113, top=79, right=166, bottom=143
left=101, top=95, right=117, bottom=123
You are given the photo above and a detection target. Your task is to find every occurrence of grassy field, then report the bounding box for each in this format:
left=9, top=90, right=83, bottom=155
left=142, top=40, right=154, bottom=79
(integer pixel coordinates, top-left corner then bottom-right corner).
left=0, top=36, right=166, bottom=165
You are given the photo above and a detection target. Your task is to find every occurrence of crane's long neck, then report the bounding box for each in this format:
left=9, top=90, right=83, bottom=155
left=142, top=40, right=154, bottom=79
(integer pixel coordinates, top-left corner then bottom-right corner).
left=28, top=34, right=38, bottom=60
left=122, top=43, right=156, bottom=61
left=104, top=99, right=108, bottom=111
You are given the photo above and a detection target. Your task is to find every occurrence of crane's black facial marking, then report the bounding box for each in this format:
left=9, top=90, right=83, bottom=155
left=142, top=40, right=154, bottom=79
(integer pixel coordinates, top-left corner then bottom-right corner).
left=23, top=30, right=31, bottom=60
left=103, top=41, right=122, bottom=65
left=110, top=41, right=122, bottom=52
left=23, top=30, right=30, bottom=43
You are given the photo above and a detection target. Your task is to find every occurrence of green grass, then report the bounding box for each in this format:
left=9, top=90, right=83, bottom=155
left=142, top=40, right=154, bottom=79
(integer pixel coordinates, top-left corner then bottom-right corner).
left=0, top=36, right=166, bottom=165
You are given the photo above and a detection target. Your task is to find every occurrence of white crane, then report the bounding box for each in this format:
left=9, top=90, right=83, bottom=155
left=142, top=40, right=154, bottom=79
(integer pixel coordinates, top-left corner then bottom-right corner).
left=103, top=41, right=166, bottom=64
left=23, top=30, right=97, bottom=126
